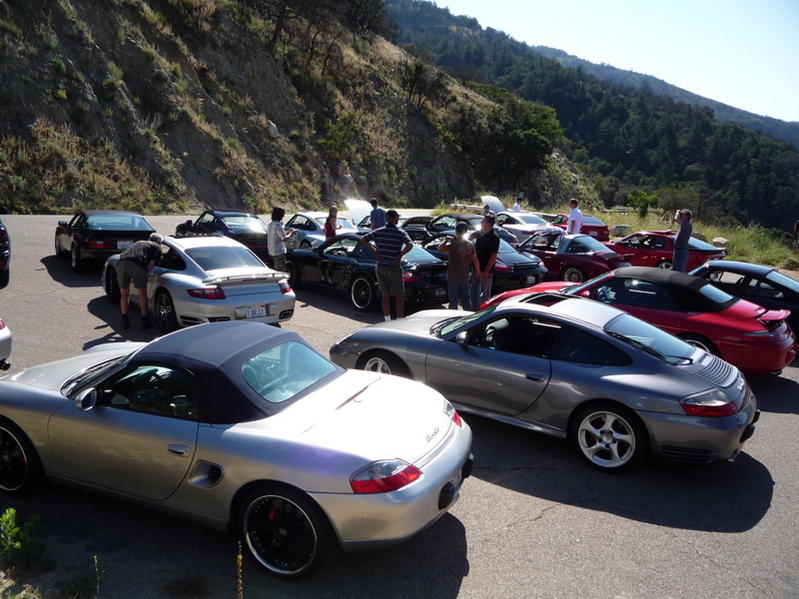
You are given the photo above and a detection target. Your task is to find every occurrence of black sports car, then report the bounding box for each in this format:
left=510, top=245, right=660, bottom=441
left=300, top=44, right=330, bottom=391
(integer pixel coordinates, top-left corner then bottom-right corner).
left=691, top=260, right=799, bottom=334
left=286, top=234, right=448, bottom=311
left=414, top=212, right=519, bottom=245
left=175, top=210, right=270, bottom=262
left=55, top=210, right=155, bottom=273
left=0, top=218, right=9, bottom=288
left=421, top=233, right=547, bottom=292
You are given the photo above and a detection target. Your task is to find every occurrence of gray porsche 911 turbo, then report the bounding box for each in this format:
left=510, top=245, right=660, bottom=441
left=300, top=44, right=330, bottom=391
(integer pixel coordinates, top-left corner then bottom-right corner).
left=330, top=294, right=760, bottom=471
left=0, top=322, right=472, bottom=577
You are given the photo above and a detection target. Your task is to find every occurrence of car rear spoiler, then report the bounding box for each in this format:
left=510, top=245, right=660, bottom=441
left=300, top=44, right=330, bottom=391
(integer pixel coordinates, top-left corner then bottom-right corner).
left=203, top=272, right=285, bottom=285
left=756, top=308, right=791, bottom=324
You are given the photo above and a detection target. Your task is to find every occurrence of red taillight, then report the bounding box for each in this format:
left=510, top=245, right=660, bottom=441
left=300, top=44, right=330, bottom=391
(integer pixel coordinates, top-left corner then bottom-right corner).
left=350, top=460, right=422, bottom=494
left=279, top=279, right=292, bottom=294
left=681, top=391, right=739, bottom=417
left=187, top=287, right=226, bottom=300
left=494, top=262, right=510, bottom=273
left=402, top=271, right=419, bottom=282
left=87, top=240, right=112, bottom=250
left=451, top=410, right=463, bottom=427
left=0, top=319, right=5, bottom=330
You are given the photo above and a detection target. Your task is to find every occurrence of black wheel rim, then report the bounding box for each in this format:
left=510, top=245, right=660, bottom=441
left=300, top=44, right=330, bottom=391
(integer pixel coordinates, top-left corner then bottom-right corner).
left=244, top=495, right=318, bottom=575
left=566, top=269, right=582, bottom=282
left=0, top=428, right=28, bottom=491
left=157, top=293, right=173, bottom=329
left=351, top=279, right=371, bottom=309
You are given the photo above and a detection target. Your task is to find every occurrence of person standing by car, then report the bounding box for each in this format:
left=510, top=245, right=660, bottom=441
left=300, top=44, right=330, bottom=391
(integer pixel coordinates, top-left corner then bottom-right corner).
left=672, top=209, right=693, bottom=272
left=369, top=197, right=386, bottom=230
left=440, top=222, right=481, bottom=311
left=567, top=198, right=583, bottom=235
left=117, top=232, right=163, bottom=329
left=267, top=207, right=295, bottom=271
left=471, top=215, right=500, bottom=307
left=512, top=193, right=523, bottom=213
left=361, top=210, right=413, bottom=321
left=324, top=206, right=338, bottom=239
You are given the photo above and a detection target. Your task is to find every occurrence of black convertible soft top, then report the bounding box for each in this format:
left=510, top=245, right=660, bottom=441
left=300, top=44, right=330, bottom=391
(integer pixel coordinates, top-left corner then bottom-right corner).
left=131, top=322, right=338, bottom=424
left=613, top=266, right=736, bottom=311
left=614, top=266, right=708, bottom=291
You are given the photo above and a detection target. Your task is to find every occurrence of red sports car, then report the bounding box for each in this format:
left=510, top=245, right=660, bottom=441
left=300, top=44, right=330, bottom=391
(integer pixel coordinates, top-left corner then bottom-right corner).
left=482, top=267, right=796, bottom=375
left=605, top=230, right=727, bottom=270
left=517, top=230, right=630, bottom=283
left=550, top=214, right=610, bottom=241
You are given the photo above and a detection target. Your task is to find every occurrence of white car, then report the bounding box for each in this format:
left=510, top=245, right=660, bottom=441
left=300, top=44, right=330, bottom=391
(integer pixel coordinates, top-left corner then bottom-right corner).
left=103, top=236, right=296, bottom=333
left=0, top=318, right=10, bottom=371
left=285, top=212, right=358, bottom=249
left=496, top=211, right=561, bottom=243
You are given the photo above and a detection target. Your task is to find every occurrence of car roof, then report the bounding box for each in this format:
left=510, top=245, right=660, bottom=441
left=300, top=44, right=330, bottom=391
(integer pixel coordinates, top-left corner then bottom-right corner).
left=165, top=235, right=246, bottom=250
left=699, top=260, right=773, bottom=275
left=613, top=266, right=708, bottom=290
left=498, top=211, right=544, bottom=217
left=81, top=210, right=144, bottom=216
left=499, top=295, right=623, bottom=329
left=296, top=211, right=330, bottom=219
left=439, top=212, right=482, bottom=220
left=209, top=210, right=258, bottom=218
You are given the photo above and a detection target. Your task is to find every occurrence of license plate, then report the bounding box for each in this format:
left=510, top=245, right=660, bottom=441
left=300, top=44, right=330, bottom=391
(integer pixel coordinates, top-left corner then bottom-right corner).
left=526, top=275, right=536, bottom=284
left=244, top=306, right=267, bottom=319
left=588, top=231, right=597, bottom=236
left=118, top=240, right=133, bottom=249
left=433, top=288, right=446, bottom=297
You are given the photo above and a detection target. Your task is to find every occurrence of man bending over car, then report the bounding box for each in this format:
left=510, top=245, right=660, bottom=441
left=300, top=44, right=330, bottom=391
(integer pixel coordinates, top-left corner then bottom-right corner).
left=117, top=232, right=163, bottom=329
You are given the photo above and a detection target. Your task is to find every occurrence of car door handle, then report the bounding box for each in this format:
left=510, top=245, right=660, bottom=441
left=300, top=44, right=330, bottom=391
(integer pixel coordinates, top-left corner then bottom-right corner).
left=526, top=373, right=546, bottom=382
left=167, top=444, right=191, bottom=457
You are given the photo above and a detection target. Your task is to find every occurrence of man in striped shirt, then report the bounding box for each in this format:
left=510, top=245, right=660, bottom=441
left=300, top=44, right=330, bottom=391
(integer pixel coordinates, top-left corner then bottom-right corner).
left=361, top=210, right=413, bottom=321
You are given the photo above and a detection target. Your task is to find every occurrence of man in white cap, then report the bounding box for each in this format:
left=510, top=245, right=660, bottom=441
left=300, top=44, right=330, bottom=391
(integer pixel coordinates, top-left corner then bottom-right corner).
left=117, top=232, right=163, bottom=329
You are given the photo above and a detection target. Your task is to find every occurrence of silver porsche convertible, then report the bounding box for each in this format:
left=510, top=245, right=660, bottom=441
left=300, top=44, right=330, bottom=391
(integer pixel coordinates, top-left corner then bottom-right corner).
left=0, top=322, right=473, bottom=577
left=102, top=235, right=296, bottom=333
left=330, top=294, right=760, bottom=471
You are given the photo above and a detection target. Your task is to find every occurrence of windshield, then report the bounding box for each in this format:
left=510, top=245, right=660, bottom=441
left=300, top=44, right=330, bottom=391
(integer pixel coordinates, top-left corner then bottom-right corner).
left=62, top=353, right=131, bottom=396
left=572, top=235, right=610, bottom=253
left=86, top=214, right=153, bottom=231
left=567, top=271, right=614, bottom=294
left=583, top=216, right=605, bottom=225
left=186, top=246, right=264, bottom=271
left=242, top=341, right=337, bottom=404
left=605, top=314, right=694, bottom=364
left=221, top=216, right=266, bottom=232
left=314, top=217, right=356, bottom=230
left=766, top=270, right=799, bottom=294
left=699, top=283, right=735, bottom=305
left=498, top=239, right=519, bottom=254
left=436, top=306, right=496, bottom=337
left=517, top=214, right=547, bottom=225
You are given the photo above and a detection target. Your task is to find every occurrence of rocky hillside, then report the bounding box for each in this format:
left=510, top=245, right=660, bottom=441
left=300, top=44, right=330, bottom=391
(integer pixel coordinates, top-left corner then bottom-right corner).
left=0, top=0, right=581, bottom=214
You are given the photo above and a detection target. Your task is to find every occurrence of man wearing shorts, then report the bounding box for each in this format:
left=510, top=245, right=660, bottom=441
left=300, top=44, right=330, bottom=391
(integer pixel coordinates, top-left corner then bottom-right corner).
left=361, top=210, right=413, bottom=321
left=117, top=232, right=163, bottom=329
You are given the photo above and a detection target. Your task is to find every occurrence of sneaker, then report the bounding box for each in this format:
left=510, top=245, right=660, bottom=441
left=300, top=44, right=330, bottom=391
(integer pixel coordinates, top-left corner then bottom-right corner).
left=121, top=314, right=130, bottom=330
left=140, top=315, right=153, bottom=330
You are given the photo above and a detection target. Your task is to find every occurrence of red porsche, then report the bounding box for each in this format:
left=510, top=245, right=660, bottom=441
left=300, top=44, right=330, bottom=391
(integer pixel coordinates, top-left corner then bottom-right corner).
left=605, top=230, right=727, bottom=270
left=482, top=267, right=796, bottom=375
left=550, top=214, right=610, bottom=241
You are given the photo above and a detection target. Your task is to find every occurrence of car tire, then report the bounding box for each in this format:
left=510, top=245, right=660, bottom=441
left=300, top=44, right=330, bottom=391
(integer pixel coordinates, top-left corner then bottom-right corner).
left=105, top=267, right=120, bottom=303
left=70, top=244, right=84, bottom=273
left=286, top=261, right=302, bottom=289
left=0, top=268, right=8, bottom=289
left=237, top=483, right=336, bottom=579
left=678, top=334, right=719, bottom=356
left=656, top=260, right=673, bottom=269
left=349, top=276, right=377, bottom=312
left=562, top=266, right=585, bottom=283
left=54, top=235, right=66, bottom=257
left=300, top=240, right=312, bottom=250
left=570, top=401, right=647, bottom=472
left=0, top=419, right=44, bottom=495
left=356, top=350, right=411, bottom=378
left=155, top=289, right=178, bottom=333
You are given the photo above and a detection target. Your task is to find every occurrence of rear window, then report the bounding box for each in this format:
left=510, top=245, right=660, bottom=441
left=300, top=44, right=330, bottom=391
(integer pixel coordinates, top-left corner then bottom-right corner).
left=766, top=271, right=799, bottom=294
left=583, top=217, right=605, bottom=225
left=698, top=283, right=735, bottom=305
left=687, top=237, right=720, bottom=251
left=86, top=214, right=153, bottom=231
left=242, top=342, right=337, bottom=404
left=517, top=215, right=547, bottom=225
left=221, top=216, right=266, bottom=232
left=186, top=246, right=264, bottom=271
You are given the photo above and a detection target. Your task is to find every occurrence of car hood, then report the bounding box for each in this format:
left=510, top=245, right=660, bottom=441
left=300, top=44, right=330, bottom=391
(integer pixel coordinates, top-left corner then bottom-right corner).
left=369, top=309, right=466, bottom=336
left=531, top=281, right=577, bottom=293
left=344, top=199, right=373, bottom=226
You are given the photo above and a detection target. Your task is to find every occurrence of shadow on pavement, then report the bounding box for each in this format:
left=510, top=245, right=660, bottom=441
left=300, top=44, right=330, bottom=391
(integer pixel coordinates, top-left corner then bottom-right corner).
left=748, top=373, right=799, bottom=414
left=467, top=415, right=773, bottom=533
left=39, top=255, right=101, bottom=288
left=292, top=286, right=387, bottom=325
left=83, top=296, right=158, bottom=349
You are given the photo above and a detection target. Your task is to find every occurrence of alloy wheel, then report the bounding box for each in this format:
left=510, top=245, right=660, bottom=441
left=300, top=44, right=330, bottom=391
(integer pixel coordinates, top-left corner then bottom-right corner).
left=0, top=427, right=28, bottom=492
left=350, top=278, right=372, bottom=310
left=685, top=338, right=712, bottom=353
left=244, top=495, right=318, bottom=576
left=364, top=356, right=392, bottom=374
left=577, top=411, right=636, bottom=469
left=156, top=292, right=175, bottom=331
left=657, top=261, right=673, bottom=269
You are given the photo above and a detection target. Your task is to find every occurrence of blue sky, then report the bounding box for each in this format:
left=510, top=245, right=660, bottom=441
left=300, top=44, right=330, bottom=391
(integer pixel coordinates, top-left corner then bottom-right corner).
left=434, top=0, right=799, bottom=122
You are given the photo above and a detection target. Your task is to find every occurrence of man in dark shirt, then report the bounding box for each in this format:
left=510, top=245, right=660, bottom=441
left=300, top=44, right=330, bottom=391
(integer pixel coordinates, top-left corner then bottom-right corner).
left=672, top=209, right=693, bottom=272
left=361, top=210, right=413, bottom=321
left=369, top=198, right=387, bottom=230
left=471, top=214, right=500, bottom=308
left=117, top=232, right=163, bottom=329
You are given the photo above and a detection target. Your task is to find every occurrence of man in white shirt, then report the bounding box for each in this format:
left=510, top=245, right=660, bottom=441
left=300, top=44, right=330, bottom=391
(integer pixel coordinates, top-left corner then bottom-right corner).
left=566, top=198, right=583, bottom=235
left=267, top=207, right=294, bottom=271
left=512, top=193, right=523, bottom=212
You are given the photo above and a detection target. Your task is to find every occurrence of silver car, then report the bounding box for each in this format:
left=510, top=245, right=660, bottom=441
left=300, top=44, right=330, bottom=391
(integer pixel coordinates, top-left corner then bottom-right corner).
left=0, top=318, right=10, bottom=371
left=495, top=211, right=561, bottom=243
left=284, top=211, right=359, bottom=249
left=102, top=236, right=296, bottom=333
left=330, top=294, right=760, bottom=471
left=0, top=322, right=473, bottom=577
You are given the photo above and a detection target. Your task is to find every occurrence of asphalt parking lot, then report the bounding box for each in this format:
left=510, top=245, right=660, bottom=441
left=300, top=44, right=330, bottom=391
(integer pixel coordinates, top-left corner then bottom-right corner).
left=0, top=214, right=797, bottom=598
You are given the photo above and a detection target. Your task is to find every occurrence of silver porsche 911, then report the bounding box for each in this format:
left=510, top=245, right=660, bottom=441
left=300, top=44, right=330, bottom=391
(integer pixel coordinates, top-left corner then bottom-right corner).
left=102, top=235, right=296, bottom=333
left=0, top=318, right=10, bottom=370
left=330, top=293, right=760, bottom=471
left=0, top=322, right=473, bottom=577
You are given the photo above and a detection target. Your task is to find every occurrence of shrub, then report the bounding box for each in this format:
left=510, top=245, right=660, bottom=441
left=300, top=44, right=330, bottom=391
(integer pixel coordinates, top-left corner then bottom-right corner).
left=318, top=112, right=359, bottom=162
left=53, top=88, right=68, bottom=101
left=52, top=58, right=67, bottom=76
left=0, top=508, right=40, bottom=573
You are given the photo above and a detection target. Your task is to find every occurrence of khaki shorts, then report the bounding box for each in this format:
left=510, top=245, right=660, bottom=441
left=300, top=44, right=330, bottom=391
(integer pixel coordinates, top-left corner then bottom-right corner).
left=271, top=254, right=287, bottom=272
left=117, top=259, right=148, bottom=289
left=376, top=264, right=404, bottom=297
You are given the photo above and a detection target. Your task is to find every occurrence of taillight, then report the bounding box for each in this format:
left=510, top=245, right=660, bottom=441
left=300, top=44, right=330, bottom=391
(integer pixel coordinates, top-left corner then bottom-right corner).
left=279, top=279, right=292, bottom=294
left=0, top=319, right=5, bottom=330
left=350, top=459, right=422, bottom=494
left=445, top=402, right=463, bottom=427
left=402, top=270, right=419, bottom=283
left=87, top=240, right=112, bottom=250
left=494, top=262, right=510, bottom=273
left=681, top=390, right=739, bottom=417
left=187, top=287, right=226, bottom=300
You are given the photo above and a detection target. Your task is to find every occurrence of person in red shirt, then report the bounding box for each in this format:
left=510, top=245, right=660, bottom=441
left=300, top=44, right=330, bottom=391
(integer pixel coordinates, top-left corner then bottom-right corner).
left=324, top=206, right=338, bottom=239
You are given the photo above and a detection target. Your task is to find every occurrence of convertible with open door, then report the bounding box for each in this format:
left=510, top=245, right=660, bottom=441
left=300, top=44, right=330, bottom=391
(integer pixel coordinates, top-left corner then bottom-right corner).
left=330, top=296, right=759, bottom=469
left=0, top=322, right=472, bottom=577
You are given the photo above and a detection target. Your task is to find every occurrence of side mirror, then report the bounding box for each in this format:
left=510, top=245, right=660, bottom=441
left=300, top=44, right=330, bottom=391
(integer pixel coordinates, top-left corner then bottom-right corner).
left=75, top=387, right=97, bottom=411
left=454, top=331, right=469, bottom=346
left=58, top=220, right=68, bottom=227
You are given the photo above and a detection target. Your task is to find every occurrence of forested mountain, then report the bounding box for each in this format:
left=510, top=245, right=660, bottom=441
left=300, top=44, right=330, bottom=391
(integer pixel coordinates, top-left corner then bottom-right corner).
left=387, top=0, right=799, bottom=230
left=531, top=46, right=799, bottom=150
